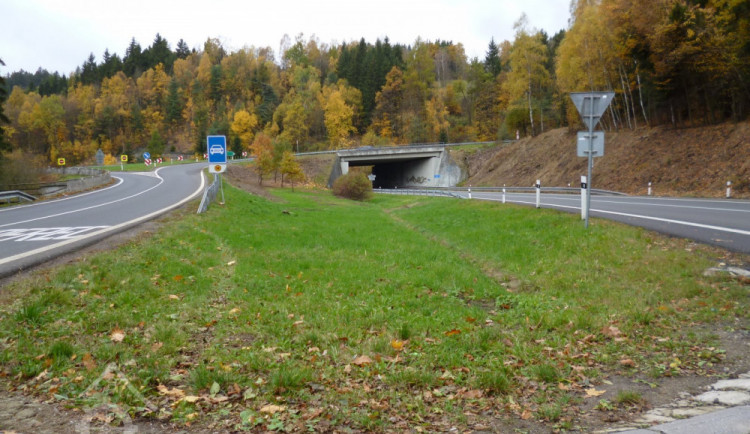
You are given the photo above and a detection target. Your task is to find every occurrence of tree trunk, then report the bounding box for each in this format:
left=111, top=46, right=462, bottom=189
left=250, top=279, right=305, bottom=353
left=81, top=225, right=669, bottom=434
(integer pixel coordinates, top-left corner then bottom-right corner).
left=635, top=61, right=649, bottom=126
left=618, top=65, right=633, bottom=130
left=527, top=75, right=535, bottom=136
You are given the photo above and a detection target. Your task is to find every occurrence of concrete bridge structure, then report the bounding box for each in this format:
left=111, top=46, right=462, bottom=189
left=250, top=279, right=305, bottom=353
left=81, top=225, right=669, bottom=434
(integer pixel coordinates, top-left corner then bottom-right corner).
left=327, top=145, right=465, bottom=189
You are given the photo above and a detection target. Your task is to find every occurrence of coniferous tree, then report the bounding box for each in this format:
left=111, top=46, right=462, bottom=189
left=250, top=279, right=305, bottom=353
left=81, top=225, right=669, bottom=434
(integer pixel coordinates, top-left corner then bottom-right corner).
left=80, top=53, right=99, bottom=85
left=175, top=39, right=191, bottom=59
left=123, top=38, right=149, bottom=77
left=484, top=38, right=502, bottom=77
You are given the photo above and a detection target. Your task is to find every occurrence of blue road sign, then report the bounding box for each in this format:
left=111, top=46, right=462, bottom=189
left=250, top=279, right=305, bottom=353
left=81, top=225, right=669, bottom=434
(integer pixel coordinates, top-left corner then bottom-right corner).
left=207, top=136, right=227, bottom=164
left=143, top=152, right=151, bottom=160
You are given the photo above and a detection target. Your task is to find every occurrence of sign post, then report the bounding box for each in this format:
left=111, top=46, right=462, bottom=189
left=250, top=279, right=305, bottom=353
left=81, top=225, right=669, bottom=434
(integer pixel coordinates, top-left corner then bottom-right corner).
left=570, top=91, right=614, bottom=228
left=120, top=154, right=127, bottom=170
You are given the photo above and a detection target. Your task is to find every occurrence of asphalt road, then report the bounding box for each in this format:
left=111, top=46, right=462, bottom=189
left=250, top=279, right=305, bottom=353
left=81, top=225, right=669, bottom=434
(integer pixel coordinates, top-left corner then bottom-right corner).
left=462, top=191, right=750, bottom=254
left=0, top=163, right=206, bottom=277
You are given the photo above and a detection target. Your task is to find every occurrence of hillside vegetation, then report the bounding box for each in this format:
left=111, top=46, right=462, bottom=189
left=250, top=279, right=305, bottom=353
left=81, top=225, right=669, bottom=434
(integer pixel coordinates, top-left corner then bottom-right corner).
left=1, top=0, right=748, bottom=176
left=464, top=122, right=750, bottom=198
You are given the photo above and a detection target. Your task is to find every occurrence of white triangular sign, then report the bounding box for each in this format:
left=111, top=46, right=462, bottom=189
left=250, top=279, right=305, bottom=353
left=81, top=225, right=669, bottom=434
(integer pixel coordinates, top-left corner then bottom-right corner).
left=570, top=92, right=615, bottom=130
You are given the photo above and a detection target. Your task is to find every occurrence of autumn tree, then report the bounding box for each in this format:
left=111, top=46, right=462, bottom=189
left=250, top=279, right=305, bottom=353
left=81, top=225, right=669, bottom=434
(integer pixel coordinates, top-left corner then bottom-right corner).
left=504, top=16, right=551, bottom=136
left=321, top=87, right=355, bottom=149
left=280, top=150, right=305, bottom=190
left=230, top=109, right=259, bottom=151
left=250, top=132, right=274, bottom=184
left=0, top=59, right=10, bottom=158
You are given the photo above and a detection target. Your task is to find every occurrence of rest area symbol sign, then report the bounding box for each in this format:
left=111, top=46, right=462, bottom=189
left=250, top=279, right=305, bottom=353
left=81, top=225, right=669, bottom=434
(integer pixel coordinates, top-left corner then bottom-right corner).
left=207, top=135, right=227, bottom=164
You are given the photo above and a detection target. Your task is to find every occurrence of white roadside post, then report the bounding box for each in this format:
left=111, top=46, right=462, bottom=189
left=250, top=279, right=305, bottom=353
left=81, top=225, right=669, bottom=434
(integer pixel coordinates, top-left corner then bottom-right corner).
left=535, top=180, right=541, bottom=208
left=648, top=182, right=652, bottom=196
left=468, top=184, right=472, bottom=199
left=502, top=184, right=506, bottom=204
left=581, top=176, right=587, bottom=220
left=727, top=181, right=732, bottom=198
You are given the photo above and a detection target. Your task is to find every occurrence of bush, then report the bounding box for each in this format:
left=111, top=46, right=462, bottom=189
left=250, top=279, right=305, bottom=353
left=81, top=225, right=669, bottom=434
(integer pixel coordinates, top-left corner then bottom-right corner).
left=333, top=171, right=373, bottom=201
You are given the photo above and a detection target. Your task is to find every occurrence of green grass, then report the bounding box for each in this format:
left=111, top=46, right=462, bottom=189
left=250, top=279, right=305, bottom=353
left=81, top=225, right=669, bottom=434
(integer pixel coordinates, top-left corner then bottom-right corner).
left=0, top=182, right=746, bottom=431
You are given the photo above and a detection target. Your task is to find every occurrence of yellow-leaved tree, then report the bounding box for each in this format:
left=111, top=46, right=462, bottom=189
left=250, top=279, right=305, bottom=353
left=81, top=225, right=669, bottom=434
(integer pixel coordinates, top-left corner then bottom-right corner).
left=280, top=150, right=305, bottom=190
left=321, top=88, right=355, bottom=149
left=503, top=15, right=550, bottom=136
left=230, top=109, right=258, bottom=151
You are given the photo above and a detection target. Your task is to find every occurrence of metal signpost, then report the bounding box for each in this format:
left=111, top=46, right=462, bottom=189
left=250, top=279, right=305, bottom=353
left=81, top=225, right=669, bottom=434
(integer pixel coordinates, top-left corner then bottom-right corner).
left=570, top=92, right=614, bottom=228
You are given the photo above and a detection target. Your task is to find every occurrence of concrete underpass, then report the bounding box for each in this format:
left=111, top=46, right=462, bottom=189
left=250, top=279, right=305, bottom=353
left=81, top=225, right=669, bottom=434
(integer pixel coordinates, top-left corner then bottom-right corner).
left=328, top=145, right=465, bottom=189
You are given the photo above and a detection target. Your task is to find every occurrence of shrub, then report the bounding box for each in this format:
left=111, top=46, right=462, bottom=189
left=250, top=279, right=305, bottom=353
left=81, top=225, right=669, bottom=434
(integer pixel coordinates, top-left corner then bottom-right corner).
left=332, top=171, right=373, bottom=201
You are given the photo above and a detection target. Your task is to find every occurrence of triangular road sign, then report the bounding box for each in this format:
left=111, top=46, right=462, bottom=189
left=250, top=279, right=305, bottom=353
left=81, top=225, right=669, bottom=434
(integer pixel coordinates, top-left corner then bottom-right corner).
left=570, top=92, right=615, bottom=130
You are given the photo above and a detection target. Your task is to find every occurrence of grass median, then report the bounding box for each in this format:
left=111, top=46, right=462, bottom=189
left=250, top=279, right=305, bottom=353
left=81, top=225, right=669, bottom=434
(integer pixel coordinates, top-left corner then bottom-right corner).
left=0, top=182, right=747, bottom=431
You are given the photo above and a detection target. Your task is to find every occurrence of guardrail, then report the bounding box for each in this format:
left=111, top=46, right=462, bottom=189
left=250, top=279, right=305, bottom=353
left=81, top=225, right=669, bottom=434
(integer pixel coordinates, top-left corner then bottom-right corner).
left=375, top=186, right=627, bottom=198
left=197, top=174, right=222, bottom=214
left=424, top=186, right=628, bottom=196
left=375, top=189, right=464, bottom=198
left=0, top=190, right=37, bottom=204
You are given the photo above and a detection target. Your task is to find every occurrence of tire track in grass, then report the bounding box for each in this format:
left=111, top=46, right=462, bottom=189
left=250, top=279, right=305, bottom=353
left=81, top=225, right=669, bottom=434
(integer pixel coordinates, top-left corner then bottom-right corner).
left=382, top=204, right=525, bottom=295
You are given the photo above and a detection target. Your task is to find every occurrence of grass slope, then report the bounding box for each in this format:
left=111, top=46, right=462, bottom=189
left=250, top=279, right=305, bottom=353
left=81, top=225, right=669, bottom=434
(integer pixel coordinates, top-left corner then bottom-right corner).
left=0, top=183, right=747, bottom=431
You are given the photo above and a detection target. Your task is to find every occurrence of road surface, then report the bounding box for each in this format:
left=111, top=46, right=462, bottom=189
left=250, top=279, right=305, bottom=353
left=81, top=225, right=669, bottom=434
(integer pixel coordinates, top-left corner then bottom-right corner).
left=0, top=163, right=205, bottom=277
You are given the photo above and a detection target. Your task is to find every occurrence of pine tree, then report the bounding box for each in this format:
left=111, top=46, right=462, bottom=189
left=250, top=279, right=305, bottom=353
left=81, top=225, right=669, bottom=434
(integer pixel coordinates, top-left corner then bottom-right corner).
left=484, top=38, right=502, bottom=77
left=123, top=38, right=145, bottom=77
left=175, top=39, right=191, bottom=59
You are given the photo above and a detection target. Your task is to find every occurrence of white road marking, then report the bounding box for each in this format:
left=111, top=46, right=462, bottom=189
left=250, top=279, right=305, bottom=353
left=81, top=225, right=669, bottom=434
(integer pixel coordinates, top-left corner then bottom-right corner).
left=0, top=176, right=125, bottom=213
left=0, top=227, right=110, bottom=242
left=477, top=195, right=750, bottom=237
left=0, top=171, right=206, bottom=266
left=0, top=173, right=164, bottom=228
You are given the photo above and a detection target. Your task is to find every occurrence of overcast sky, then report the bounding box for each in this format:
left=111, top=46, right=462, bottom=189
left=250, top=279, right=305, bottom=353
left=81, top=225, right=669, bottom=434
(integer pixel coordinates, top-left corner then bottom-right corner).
left=2, top=0, right=571, bottom=75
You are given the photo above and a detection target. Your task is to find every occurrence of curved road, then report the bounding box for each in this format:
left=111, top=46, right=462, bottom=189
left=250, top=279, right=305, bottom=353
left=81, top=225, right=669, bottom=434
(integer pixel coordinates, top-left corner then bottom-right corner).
left=464, top=191, right=750, bottom=254
left=0, top=163, right=206, bottom=277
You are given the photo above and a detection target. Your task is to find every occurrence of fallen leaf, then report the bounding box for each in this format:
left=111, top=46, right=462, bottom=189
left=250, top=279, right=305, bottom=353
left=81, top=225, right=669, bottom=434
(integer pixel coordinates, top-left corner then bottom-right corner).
left=82, top=353, right=96, bottom=371
left=168, top=294, right=180, bottom=300
left=391, top=339, right=405, bottom=351
left=521, top=409, right=532, bottom=420
left=173, top=275, right=183, bottom=281
left=151, top=342, right=163, bottom=352
left=110, top=328, right=125, bottom=343
left=183, top=395, right=201, bottom=403
left=157, top=384, right=186, bottom=398
left=227, top=260, right=236, bottom=266
left=461, top=389, right=483, bottom=399
left=465, top=316, right=476, bottom=323
left=352, top=355, right=373, bottom=366
left=585, top=388, right=606, bottom=397
left=445, top=329, right=461, bottom=336
left=229, top=307, right=241, bottom=315
left=620, top=358, right=636, bottom=367
left=601, top=326, right=622, bottom=338
left=260, top=404, right=286, bottom=414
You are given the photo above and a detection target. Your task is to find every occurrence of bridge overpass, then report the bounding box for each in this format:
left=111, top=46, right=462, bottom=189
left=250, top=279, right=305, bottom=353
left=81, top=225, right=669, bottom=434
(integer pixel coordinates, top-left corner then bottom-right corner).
left=327, top=145, right=465, bottom=189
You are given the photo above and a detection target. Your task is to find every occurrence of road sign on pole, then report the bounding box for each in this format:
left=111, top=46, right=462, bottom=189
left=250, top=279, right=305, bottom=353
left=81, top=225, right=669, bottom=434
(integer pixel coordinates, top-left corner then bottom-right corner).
left=576, top=131, right=604, bottom=157
left=570, top=92, right=614, bottom=131
left=207, top=136, right=227, bottom=164
left=570, top=92, right=614, bottom=229
left=143, top=152, right=151, bottom=160
left=57, top=158, right=66, bottom=166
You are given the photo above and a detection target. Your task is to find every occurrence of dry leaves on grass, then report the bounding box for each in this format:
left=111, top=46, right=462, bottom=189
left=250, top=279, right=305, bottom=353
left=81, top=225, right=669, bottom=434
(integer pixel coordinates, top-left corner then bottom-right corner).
left=352, top=355, right=373, bottom=366
left=585, top=388, right=606, bottom=398
left=260, top=404, right=286, bottom=414
left=110, top=328, right=125, bottom=343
